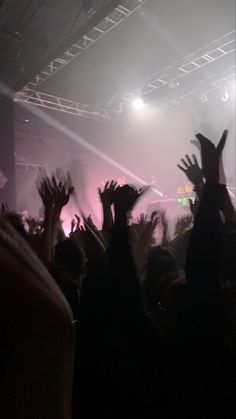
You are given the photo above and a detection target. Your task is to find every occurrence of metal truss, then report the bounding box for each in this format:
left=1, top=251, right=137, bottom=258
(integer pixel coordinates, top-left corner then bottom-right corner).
left=187, top=69, right=235, bottom=100
left=18, top=0, right=146, bottom=92
left=14, top=88, right=111, bottom=121
left=114, top=30, right=235, bottom=108
left=15, top=161, right=43, bottom=171
left=14, top=152, right=43, bottom=171
left=15, top=28, right=235, bottom=120
left=160, top=67, right=235, bottom=108
left=15, top=67, right=235, bottom=122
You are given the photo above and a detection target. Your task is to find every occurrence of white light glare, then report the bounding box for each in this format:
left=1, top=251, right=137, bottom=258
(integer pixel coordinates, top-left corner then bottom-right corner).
left=132, top=97, right=145, bottom=110
left=221, top=91, right=229, bottom=102
left=200, top=94, right=208, bottom=103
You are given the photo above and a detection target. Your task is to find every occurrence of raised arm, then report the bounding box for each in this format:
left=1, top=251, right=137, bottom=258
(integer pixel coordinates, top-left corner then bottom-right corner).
left=38, top=172, right=74, bottom=263
left=177, top=153, right=204, bottom=200
left=109, top=185, right=152, bottom=340
left=134, top=211, right=160, bottom=280
left=185, top=130, right=228, bottom=289
left=98, top=180, right=117, bottom=234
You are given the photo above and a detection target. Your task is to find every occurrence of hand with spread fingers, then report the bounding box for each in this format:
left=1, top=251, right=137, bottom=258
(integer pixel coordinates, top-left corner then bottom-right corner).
left=98, top=180, right=118, bottom=205
left=38, top=177, right=55, bottom=211
left=178, top=129, right=228, bottom=192
left=177, top=154, right=203, bottom=186
left=137, top=213, right=148, bottom=226
left=175, top=215, right=193, bottom=237
left=38, top=173, right=74, bottom=211
left=98, top=180, right=118, bottom=233
left=145, top=211, right=160, bottom=237
left=37, top=171, right=74, bottom=262
left=136, top=212, right=160, bottom=263
left=51, top=175, right=74, bottom=210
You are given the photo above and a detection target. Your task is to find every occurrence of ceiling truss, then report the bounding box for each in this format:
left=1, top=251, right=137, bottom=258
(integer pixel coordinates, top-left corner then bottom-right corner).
left=119, top=30, right=235, bottom=103
left=14, top=88, right=110, bottom=120
left=18, top=0, right=146, bottom=92
left=15, top=27, right=235, bottom=120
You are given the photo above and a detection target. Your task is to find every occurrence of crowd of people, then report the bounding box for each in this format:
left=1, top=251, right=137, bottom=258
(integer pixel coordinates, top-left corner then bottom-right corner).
left=0, top=128, right=236, bottom=418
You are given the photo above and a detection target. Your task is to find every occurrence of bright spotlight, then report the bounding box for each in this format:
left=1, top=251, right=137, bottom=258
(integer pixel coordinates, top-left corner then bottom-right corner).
left=221, top=90, right=229, bottom=102
left=132, top=97, right=145, bottom=110
left=200, top=94, right=208, bottom=103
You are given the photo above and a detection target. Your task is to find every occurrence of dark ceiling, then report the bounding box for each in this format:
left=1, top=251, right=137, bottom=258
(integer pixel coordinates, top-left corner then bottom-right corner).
left=0, top=0, right=122, bottom=91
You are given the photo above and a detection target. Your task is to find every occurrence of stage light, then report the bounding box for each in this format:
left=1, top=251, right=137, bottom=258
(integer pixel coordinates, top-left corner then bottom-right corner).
left=169, top=80, right=180, bottom=89
left=200, top=94, right=208, bottom=103
left=221, top=90, right=229, bottom=102
left=132, top=97, right=145, bottom=110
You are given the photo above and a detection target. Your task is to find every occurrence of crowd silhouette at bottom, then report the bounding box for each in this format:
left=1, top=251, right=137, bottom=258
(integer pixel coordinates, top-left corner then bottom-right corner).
left=0, top=129, right=236, bottom=418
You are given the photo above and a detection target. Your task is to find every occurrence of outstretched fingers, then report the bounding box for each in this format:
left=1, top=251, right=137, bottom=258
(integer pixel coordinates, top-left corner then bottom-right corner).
left=177, top=163, right=187, bottom=172
left=185, top=154, right=192, bottom=166
left=181, top=158, right=189, bottom=168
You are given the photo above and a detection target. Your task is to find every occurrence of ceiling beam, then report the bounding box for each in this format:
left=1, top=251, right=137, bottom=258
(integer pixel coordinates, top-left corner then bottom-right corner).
left=14, top=88, right=110, bottom=121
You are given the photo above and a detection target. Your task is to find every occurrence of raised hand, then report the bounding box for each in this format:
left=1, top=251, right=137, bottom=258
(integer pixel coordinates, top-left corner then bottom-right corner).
left=98, top=180, right=117, bottom=205
left=38, top=173, right=74, bottom=211
left=37, top=171, right=74, bottom=263
left=195, top=129, right=228, bottom=183
left=85, top=214, right=97, bottom=230
left=70, top=218, right=76, bottom=235
left=51, top=175, right=74, bottom=210
left=38, top=177, right=55, bottom=210
left=74, top=214, right=82, bottom=229
left=175, top=214, right=193, bottom=236
left=160, top=211, right=170, bottom=245
left=137, top=213, right=148, bottom=225
left=177, top=154, right=203, bottom=186
left=145, top=211, right=160, bottom=236
left=114, top=184, right=150, bottom=215
left=134, top=212, right=160, bottom=279
left=98, top=180, right=118, bottom=233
